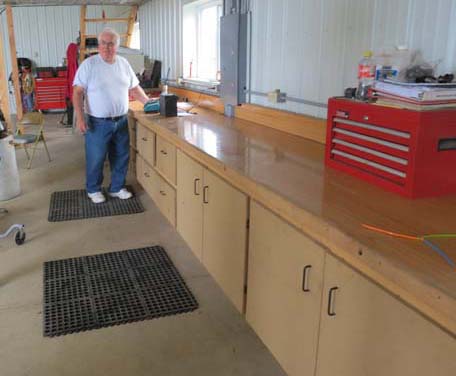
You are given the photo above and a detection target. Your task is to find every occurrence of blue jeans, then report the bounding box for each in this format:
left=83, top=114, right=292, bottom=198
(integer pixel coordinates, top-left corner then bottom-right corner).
left=84, top=115, right=129, bottom=194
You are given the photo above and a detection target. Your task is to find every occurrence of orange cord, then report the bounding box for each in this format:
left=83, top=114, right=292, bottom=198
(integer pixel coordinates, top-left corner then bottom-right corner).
left=362, top=224, right=421, bottom=241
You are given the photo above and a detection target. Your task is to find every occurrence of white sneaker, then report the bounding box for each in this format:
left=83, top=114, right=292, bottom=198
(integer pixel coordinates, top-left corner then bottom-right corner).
left=109, top=188, right=133, bottom=200
left=88, top=191, right=106, bottom=204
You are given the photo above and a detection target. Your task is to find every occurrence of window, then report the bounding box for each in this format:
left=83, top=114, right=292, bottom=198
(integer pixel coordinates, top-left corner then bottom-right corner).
left=130, top=22, right=140, bottom=50
left=183, top=0, right=222, bottom=82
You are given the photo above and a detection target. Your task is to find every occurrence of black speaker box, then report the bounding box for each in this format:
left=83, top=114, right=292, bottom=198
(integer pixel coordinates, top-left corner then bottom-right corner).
left=160, top=94, right=178, bottom=117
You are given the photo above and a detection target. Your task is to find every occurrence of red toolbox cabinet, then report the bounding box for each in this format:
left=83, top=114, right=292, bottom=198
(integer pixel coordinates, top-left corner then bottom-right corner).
left=35, top=77, right=66, bottom=110
left=325, top=97, right=456, bottom=198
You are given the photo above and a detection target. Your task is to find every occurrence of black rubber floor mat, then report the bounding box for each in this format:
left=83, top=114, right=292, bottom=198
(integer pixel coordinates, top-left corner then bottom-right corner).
left=43, top=246, right=198, bottom=337
left=48, top=186, right=144, bottom=222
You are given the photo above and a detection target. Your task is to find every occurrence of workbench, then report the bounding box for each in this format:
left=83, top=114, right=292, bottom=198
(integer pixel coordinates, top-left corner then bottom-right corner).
left=128, top=100, right=456, bottom=376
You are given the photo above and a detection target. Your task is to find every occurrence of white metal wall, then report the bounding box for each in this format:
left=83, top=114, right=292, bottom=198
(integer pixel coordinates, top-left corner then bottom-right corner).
left=249, top=0, right=456, bottom=118
left=138, top=0, right=183, bottom=79
left=0, top=5, right=131, bottom=113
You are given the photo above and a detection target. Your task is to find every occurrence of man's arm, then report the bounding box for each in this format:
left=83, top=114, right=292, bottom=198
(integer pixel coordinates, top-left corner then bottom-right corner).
left=73, top=86, right=87, bottom=133
left=129, top=85, right=151, bottom=105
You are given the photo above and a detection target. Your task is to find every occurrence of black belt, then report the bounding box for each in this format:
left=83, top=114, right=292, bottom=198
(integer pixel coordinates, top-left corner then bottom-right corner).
left=89, top=114, right=126, bottom=122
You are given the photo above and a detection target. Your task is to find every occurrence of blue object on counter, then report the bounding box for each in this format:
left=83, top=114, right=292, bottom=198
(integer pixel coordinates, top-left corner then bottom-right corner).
left=144, top=100, right=160, bottom=113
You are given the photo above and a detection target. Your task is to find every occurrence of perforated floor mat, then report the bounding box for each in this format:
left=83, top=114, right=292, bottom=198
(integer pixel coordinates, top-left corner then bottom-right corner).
left=43, top=246, right=198, bottom=337
left=48, top=186, right=144, bottom=222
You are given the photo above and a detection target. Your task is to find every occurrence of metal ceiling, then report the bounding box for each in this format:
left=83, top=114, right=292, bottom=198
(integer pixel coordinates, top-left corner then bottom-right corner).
left=0, top=1, right=143, bottom=5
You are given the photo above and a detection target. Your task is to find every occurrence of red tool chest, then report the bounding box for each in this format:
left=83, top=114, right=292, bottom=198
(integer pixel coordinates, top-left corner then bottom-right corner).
left=325, top=97, right=456, bottom=198
left=35, top=77, right=67, bottom=110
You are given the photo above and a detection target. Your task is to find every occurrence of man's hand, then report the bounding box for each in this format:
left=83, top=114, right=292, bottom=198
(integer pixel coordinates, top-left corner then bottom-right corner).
left=129, top=85, right=151, bottom=104
left=77, top=117, right=88, bottom=134
left=72, top=85, right=87, bottom=134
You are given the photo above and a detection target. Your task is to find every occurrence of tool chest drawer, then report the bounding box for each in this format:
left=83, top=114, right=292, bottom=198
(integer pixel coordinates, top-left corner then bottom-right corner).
left=156, top=135, right=176, bottom=185
left=325, top=98, right=456, bottom=198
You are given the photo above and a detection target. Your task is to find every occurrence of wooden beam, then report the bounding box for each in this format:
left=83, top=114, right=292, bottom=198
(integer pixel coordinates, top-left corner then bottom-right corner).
left=235, top=104, right=327, bottom=144
left=167, top=87, right=327, bottom=144
left=85, top=18, right=130, bottom=23
left=6, top=5, right=23, bottom=122
left=0, top=20, right=12, bottom=131
left=79, top=5, right=87, bottom=63
left=126, top=5, right=138, bottom=47
left=84, top=33, right=128, bottom=39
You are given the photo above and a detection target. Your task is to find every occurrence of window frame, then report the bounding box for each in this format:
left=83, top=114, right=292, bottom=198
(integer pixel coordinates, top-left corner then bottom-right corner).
left=182, top=0, right=222, bottom=83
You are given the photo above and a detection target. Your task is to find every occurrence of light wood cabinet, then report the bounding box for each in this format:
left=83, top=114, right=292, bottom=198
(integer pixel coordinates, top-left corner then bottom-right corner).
left=316, top=253, right=456, bottom=376
left=177, top=151, right=204, bottom=260
left=176, top=150, right=248, bottom=312
left=135, top=126, right=176, bottom=227
left=246, top=201, right=325, bottom=376
left=136, top=123, right=155, bottom=166
left=156, top=135, right=176, bottom=185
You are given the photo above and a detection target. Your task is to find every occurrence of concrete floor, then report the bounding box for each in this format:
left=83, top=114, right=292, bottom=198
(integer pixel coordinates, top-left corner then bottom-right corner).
left=0, top=115, right=286, bottom=376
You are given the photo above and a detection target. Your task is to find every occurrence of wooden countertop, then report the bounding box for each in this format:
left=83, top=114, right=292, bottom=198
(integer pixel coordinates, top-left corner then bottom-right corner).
left=130, top=102, right=456, bottom=337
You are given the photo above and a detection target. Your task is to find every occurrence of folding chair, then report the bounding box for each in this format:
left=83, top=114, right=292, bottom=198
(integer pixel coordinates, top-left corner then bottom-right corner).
left=13, top=111, right=51, bottom=169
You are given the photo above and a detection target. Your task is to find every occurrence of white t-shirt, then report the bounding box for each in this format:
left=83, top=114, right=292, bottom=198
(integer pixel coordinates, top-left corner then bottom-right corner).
left=73, top=54, right=139, bottom=118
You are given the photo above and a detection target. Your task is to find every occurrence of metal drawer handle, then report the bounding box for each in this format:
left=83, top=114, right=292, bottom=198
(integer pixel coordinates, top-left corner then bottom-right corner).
left=302, top=265, right=312, bottom=292
left=203, top=186, right=209, bottom=204
left=327, top=287, right=338, bottom=316
left=142, top=137, right=147, bottom=141
left=160, top=190, right=166, bottom=196
left=160, top=150, right=167, bottom=155
left=194, top=178, right=200, bottom=195
left=144, top=172, right=150, bottom=178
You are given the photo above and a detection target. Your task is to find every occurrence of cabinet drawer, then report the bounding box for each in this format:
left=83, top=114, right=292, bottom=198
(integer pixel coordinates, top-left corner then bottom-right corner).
left=136, top=123, right=155, bottom=166
left=142, top=161, right=160, bottom=204
left=156, top=136, right=176, bottom=185
left=158, top=178, right=176, bottom=227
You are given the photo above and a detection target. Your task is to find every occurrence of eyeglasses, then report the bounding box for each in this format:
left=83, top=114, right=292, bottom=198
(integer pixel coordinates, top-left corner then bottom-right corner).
left=99, top=40, right=116, bottom=48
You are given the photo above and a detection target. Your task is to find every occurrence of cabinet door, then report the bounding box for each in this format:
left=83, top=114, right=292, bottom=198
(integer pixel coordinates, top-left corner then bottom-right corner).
left=176, top=151, right=204, bottom=260
left=246, top=201, right=325, bottom=376
left=202, top=169, right=248, bottom=312
left=158, top=177, right=176, bottom=227
left=156, top=136, right=176, bottom=185
left=316, top=253, right=456, bottom=376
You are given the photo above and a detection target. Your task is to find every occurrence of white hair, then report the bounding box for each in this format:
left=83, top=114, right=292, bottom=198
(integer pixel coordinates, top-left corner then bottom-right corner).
left=98, top=27, right=121, bottom=48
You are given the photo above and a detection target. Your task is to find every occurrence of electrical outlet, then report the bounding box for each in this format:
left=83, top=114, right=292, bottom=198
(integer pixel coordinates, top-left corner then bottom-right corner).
left=268, top=89, right=287, bottom=103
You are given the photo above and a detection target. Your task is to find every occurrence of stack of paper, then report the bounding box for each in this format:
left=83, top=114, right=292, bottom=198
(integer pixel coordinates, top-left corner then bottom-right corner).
left=372, top=80, right=456, bottom=111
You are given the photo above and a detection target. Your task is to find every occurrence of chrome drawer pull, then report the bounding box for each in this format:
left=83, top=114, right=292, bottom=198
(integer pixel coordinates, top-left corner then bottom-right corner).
left=203, top=186, right=209, bottom=204
left=194, top=178, right=200, bottom=195
left=327, top=287, right=338, bottom=316
left=302, top=265, right=312, bottom=292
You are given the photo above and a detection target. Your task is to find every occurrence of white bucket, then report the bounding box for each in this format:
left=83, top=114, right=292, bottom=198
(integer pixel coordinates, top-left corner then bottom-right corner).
left=0, top=135, right=21, bottom=201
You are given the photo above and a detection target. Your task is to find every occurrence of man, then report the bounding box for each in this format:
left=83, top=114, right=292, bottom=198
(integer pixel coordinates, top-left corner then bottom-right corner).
left=73, top=27, right=151, bottom=204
